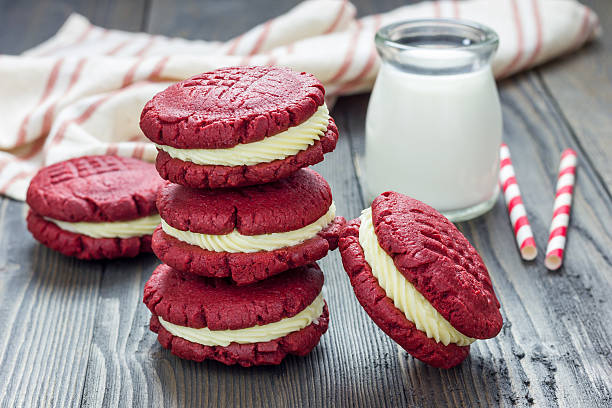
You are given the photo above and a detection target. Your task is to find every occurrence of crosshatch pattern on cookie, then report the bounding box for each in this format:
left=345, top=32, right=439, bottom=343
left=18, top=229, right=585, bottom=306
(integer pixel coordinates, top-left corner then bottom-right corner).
left=45, top=155, right=138, bottom=185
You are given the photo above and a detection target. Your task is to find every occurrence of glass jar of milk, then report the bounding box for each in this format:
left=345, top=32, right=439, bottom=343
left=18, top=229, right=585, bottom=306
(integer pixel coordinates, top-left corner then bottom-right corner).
left=364, top=19, right=502, bottom=222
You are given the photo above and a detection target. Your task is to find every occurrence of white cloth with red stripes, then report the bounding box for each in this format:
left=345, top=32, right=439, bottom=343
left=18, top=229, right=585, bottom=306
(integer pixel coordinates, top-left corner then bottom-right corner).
left=0, top=0, right=600, bottom=200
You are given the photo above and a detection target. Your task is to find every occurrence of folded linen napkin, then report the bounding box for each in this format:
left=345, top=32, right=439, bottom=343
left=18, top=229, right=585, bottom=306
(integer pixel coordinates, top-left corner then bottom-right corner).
left=0, top=0, right=600, bottom=200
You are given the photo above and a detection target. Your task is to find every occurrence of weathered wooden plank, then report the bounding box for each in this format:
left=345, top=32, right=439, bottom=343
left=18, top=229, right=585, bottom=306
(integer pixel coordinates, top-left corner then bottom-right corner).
left=0, top=199, right=103, bottom=408
left=0, top=1, right=146, bottom=407
left=489, top=73, right=612, bottom=406
left=536, top=0, right=612, bottom=193
left=0, top=0, right=147, bottom=55
left=343, top=2, right=612, bottom=404
left=80, top=255, right=162, bottom=408
left=349, top=71, right=612, bottom=407
left=146, top=0, right=301, bottom=41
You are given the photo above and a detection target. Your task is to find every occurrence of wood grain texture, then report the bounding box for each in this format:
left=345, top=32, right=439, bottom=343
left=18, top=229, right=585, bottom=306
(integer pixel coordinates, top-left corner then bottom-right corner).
left=0, top=0, right=147, bottom=55
left=0, top=2, right=146, bottom=408
left=0, top=0, right=611, bottom=407
left=536, top=0, right=612, bottom=194
left=345, top=74, right=612, bottom=406
left=146, top=0, right=301, bottom=41
left=0, top=199, right=103, bottom=408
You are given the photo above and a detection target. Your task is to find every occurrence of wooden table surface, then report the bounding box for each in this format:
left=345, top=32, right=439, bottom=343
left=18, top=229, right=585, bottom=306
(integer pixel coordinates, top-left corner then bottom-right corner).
left=1, top=1, right=610, bottom=407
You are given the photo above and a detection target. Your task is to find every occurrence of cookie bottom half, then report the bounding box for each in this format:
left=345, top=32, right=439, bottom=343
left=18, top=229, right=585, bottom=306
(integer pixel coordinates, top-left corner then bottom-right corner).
left=27, top=210, right=152, bottom=260
left=149, top=304, right=329, bottom=367
left=155, top=119, right=338, bottom=189
left=151, top=217, right=345, bottom=285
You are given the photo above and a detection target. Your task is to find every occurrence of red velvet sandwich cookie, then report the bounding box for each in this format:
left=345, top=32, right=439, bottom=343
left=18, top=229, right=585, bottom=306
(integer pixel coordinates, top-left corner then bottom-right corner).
left=144, top=263, right=329, bottom=366
left=152, top=168, right=345, bottom=285
left=140, top=66, right=338, bottom=189
left=339, top=192, right=503, bottom=369
left=26, top=155, right=164, bottom=260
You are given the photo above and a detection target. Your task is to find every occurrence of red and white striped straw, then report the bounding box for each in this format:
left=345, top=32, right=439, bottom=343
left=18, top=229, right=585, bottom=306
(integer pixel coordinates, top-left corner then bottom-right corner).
left=545, top=149, right=578, bottom=270
left=499, top=144, right=537, bottom=260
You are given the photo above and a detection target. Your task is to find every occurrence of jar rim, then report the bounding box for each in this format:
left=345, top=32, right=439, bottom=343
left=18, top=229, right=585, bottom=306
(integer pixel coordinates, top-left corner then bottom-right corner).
left=375, top=18, right=499, bottom=53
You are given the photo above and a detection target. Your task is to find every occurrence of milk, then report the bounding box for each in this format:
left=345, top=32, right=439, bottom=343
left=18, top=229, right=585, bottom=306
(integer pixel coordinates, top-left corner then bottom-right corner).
left=364, top=61, right=502, bottom=216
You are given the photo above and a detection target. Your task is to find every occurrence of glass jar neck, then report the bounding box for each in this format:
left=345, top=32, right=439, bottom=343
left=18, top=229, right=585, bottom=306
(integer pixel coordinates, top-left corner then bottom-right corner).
left=375, top=19, right=499, bottom=75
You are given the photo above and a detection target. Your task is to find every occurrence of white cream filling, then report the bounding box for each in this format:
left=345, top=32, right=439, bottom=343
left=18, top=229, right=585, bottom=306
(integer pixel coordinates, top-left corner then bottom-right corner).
left=155, top=104, right=331, bottom=166
left=161, top=202, right=336, bottom=253
left=158, top=293, right=325, bottom=347
left=359, top=207, right=475, bottom=347
left=45, top=213, right=161, bottom=239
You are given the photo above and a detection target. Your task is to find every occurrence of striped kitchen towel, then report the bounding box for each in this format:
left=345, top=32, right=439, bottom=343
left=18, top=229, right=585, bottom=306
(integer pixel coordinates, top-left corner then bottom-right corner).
left=0, top=0, right=600, bottom=200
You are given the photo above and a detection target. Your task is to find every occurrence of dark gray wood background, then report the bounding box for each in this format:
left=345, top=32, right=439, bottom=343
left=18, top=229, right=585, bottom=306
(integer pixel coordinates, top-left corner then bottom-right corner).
left=0, top=0, right=610, bottom=407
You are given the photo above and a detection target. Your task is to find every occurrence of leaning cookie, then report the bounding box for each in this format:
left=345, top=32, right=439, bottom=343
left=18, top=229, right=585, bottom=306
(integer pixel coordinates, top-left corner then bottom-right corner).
left=339, top=192, right=503, bottom=369
left=144, top=263, right=329, bottom=366
left=140, top=66, right=338, bottom=189
left=26, top=155, right=164, bottom=260
left=153, top=168, right=346, bottom=285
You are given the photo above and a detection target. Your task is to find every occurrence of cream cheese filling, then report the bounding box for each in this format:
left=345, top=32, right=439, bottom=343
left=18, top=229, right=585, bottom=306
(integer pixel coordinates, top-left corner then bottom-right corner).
left=359, top=208, right=475, bottom=347
left=155, top=104, right=331, bottom=166
left=158, top=293, right=325, bottom=347
left=45, top=213, right=161, bottom=239
left=161, top=202, right=336, bottom=253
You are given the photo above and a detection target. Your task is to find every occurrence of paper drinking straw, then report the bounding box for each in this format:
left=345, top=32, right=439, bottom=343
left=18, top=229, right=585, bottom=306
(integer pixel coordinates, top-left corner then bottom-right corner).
left=545, top=149, right=578, bottom=270
left=499, top=144, right=537, bottom=260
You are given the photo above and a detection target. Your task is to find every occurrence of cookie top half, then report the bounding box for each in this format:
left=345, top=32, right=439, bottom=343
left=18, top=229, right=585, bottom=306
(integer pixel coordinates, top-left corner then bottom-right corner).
left=157, top=168, right=333, bottom=235
left=140, top=66, right=325, bottom=149
left=143, top=263, right=324, bottom=330
left=26, top=155, right=164, bottom=223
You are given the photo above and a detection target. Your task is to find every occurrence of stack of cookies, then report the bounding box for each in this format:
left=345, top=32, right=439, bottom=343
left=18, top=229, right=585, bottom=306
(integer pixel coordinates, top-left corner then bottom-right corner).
left=140, top=66, right=345, bottom=366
